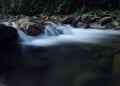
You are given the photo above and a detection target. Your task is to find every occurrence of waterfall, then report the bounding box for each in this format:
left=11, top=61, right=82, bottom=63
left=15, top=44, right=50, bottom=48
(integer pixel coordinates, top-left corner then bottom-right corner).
left=1, top=21, right=120, bottom=86
left=15, top=22, right=120, bottom=46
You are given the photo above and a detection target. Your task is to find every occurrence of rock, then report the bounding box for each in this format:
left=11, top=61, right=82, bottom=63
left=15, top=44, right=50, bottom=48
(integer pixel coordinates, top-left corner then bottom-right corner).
left=100, top=12, right=112, bottom=18
left=100, top=17, right=113, bottom=25
left=90, top=17, right=98, bottom=23
left=81, top=14, right=91, bottom=23
left=0, top=24, right=18, bottom=44
left=26, top=23, right=46, bottom=36
left=90, top=23, right=105, bottom=29
left=103, top=23, right=115, bottom=29
left=14, top=21, right=33, bottom=31
left=62, top=16, right=76, bottom=25
left=112, top=20, right=119, bottom=26
left=30, top=19, right=59, bottom=24
left=75, top=22, right=90, bottom=28
left=100, top=11, right=111, bottom=18
left=49, top=15, right=60, bottom=20
left=90, top=15, right=99, bottom=23
left=117, top=18, right=120, bottom=22
left=100, top=14, right=111, bottom=18
left=114, top=26, right=120, bottom=30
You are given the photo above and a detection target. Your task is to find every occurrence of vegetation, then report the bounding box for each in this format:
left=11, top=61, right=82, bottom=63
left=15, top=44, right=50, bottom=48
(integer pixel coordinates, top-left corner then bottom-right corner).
left=0, top=0, right=119, bottom=15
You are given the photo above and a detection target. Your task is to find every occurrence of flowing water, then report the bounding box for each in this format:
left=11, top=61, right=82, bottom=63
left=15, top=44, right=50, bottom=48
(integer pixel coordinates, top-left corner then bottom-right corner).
left=1, top=22, right=120, bottom=86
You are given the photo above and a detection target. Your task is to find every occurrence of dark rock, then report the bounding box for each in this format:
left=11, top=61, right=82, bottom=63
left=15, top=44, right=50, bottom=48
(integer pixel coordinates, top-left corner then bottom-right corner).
left=90, top=16, right=99, bottom=23
left=100, top=14, right=111, bottom=18
left=104, top=23, right=115, bottom=29
left=100, top=17, right=113, bottom=25
left=81, top=14, right=91, bottom=23
left=90, top=23, right=105, bottom=29
left=116, top=18, right=120, bottom=22
left=75, top=22, right=90, bottom=28
left=0, top=24, right=18, bottom=44
left=26, top=23, right=45, bottom=36
left=114, top=26, right=120, bottom=30
left=62, top=16, right=76, bottom=25
left=112, top=20, right=119, bottom=26
left=30, top=19, right=60, bottom=24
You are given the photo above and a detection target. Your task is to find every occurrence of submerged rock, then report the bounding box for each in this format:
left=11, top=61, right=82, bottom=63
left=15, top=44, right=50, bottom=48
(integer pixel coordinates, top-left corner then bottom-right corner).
left=0, top=24, right=18, bottom=44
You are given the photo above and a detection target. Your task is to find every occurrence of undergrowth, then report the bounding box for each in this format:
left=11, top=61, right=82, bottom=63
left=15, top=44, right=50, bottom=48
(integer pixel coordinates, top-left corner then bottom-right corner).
left=0, top=0, right=119, bottom=15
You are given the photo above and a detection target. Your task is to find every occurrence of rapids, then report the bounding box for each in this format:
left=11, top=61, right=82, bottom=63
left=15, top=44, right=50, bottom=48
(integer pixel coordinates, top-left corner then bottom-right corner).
left=15, top=22, right=120, bottom=46
left=1, top=21, right=120, bottom=86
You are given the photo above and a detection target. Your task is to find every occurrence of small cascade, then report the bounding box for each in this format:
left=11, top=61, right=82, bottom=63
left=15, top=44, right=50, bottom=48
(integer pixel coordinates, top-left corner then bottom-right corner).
left=14, top=21, right=120, bottom=46
left=44, top=25, right=62, bottom=36
left=1, top=19, right=120, bottom=86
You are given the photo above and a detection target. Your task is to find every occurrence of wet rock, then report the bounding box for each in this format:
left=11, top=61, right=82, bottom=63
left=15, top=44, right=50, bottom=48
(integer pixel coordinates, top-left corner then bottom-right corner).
left=90, top=17, right=98, bottom=23
left=114, top=26, right=120, bottom=30
left=30, top=19, right=59, bottom=24
left=100, top=17, right=113, bottom=25
left=100, top=14, right=111, bottom=18
left=81, top=14, right=91, bottom=23
left=116, top=18, right=120, bottom=22
left=30, top=18, right=44, bottom=23
left=112, top=20, right=119, bottom=26
left=14, top=21, right=33, bottom=31
left=100, top=13, right=112, bottom=18
left=90, top=23, right=105, bottom=29
left=90, top=15, right=99, bottom=23
left=75, top=16, right=81, bottom=22
left=26, top=23, right=46, bottom=36
left=0, top=24, right=18, bottom=44
left=49, top=15, right=60, bottom=20
left=62, top=16, right=76, bottom=25
left=103, top=23, right=115, bottom=29
left=75, top=22, right=90, bottom=28
left=100, top=11, right=112, bottom=18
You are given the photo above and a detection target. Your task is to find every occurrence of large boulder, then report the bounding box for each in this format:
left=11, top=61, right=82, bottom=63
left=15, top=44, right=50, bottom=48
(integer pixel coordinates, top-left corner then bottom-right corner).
left=26, top=23, right=46, bottom=36
left=61, top=15, right=76, bottom=25
left=0, top=24, right=18, bottom=44
left=100, top=17, right=113, bottom=25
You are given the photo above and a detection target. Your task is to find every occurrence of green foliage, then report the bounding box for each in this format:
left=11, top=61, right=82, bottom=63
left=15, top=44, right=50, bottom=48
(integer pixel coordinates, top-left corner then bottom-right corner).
left=0, top=0, right=23, bottom=14
left=0, top=0, right=9, bottom=14
left=0, top=0, right=119, bottom=15
left=10, top=0, right=23, bottom=14
left=73, top=6, right=86, bottom=15
left=22, top=0, right=42, bottom=15
left=87, top=9, right=105, bottom=15
left=56, top=0, right=68, bottom=14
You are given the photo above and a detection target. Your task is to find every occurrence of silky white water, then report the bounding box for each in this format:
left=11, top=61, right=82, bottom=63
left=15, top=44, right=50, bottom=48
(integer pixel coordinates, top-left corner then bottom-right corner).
left=1, top=21, right=119, bottom=86
left=15, top=22, right=120, bottom=46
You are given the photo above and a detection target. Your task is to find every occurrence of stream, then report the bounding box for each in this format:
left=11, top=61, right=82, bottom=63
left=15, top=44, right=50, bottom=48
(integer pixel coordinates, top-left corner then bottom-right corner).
left=1, top=22, right=120, bottom=86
